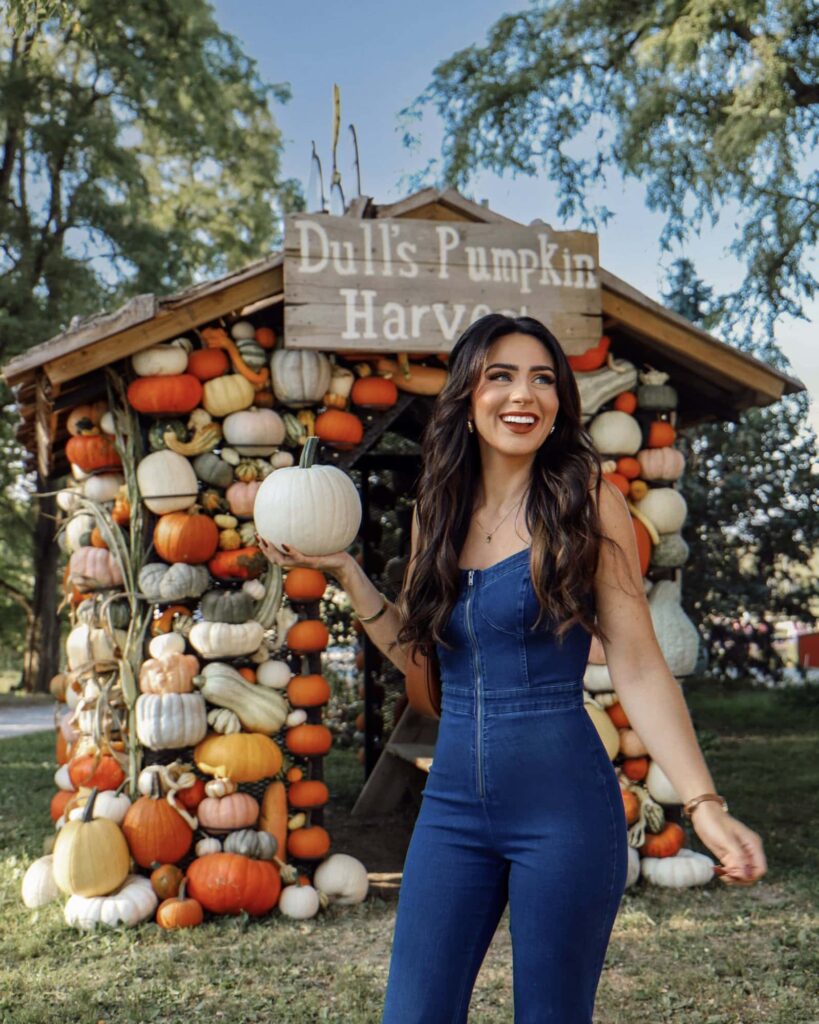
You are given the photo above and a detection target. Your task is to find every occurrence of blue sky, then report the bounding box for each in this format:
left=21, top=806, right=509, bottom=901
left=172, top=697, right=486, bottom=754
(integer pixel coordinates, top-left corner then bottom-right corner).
left=213, top=0, right=818, bottom=429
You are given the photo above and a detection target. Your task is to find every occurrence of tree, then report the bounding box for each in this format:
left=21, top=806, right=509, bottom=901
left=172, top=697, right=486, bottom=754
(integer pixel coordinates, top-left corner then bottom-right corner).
left=0, top=0, right=302, bottom=689
left=405, top=1, right=819, bottom=324
left=663, top=259, right=819, bottom=680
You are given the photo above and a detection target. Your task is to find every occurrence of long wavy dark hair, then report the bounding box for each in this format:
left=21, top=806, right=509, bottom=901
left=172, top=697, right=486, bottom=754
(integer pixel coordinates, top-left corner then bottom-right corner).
left=396, top=313, right=620, bottom=658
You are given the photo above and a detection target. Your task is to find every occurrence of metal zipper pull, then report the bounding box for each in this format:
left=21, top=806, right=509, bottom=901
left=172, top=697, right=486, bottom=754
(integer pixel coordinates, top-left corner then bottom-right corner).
left=468, top=569, right=475, bottom=586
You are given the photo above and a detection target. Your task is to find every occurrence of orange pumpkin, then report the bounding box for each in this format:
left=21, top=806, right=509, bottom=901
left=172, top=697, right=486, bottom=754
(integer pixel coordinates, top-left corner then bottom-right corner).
left=127, top=374, right=203, bottom=416
left=208, top=546, right=267, bottom=581
left=286, top=766, right=303, bottom=783
left=606, top=703, right=631, bottom=729
left=65, top=435, right=122, bottom=472
left=156, top=880, right=204, bottom=929
left=613, top=392, right=638, bottom=415
left=640, top=822, right=685, bottom=858
left=284, top=568, right=327, bottom=603
left=187, top=348, right=229, bottom=381
left=616, top=456, right=641, bottom=480
left=150, top=863, right=184, bottom=900
left=286, top=619, right=329, bottom=653
left=567, top=335, right=610, bottom=372
left=50, top=789, right=74, bottom=822
left=287, top=825, right=331, bottom=860
left=351, top=376, right=398, bottom=410
left=621, top=756, right=649, bottom=782
left=66, top=401, right=107, bottom=436
left=90, top=527, right=108, bottom=549
left=122, top=780, right=193, bottom=868
left=175, top=777, right=206, bottom=813
left=238, top=667, right=256, bottom=684
left=622, top=789, right=640, bottom=825
left=112, top=493, right=131, bottom=526
left=287, top=780, right=329, bottom=809
left=254, top=326, right=276, bottom=349
left=285, top=723, right=333, bottom=756
left=314, top=409, right=364, bottom=450
left=68, top=754, right=125, bottom=791
left=647, top=421, right=677, bottom=448
left=287, top=674, right=331, bottom=707
left=186, top=852, right=281, bottom=915
left=629, top=479, right=649, bottom=502
left=154, top=510, right=219, bottom=564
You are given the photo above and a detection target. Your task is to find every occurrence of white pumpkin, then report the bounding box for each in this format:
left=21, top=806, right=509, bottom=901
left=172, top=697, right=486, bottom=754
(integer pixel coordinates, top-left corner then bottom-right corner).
left=286, top=709, right=308, bottom=727
left=22, top=855, right=60, bottom=908
left=57, top=487, right=82, bottom=513
left=230, top=320, right=256, bottom=340
left=188, top=620, right=265, bottom=659
left=645, top=761, right=682, bottom=805
left=254, top=455, right=362, bottom=557
left=202, top=374, right=255, bottom=417
left=255, top=659, right=293, bottom=689
left=68, top=790, right=131, bottom=825
left=588, top=410, right=642, bottom=456
left=271, top=349, right=332, bottom=408
left=625, top=846, right=641, bottom=888
left=137, top=450, right=198, bottom=514
left=64, top=874, right=157, bottom=929
left=82, top=473, right=124, bottom=504
left=195, top=836, right=222, bottom=857
left=648, top=580, right=699, bottom=676
left=54, top=764, right=74, bottom=791
left=222, top=408, right=285, bottom=456
left=635, top=487, right=688, bottom=535
left=313, top=854, right=369, bottom=905
left=135, top=692, right=208, bottom=749
left=132, top=343, right=189, bottom=377
left=640, top=848, right=715, bottom=888
left=64, top=513, right=96, bottom=552
left=583, top=662, right=613, bottom=694
left=66, top=625, right=127, bottom=670
left=148, top=632, right=186, bottom=659
left=278, top=883, right=321, bottom=920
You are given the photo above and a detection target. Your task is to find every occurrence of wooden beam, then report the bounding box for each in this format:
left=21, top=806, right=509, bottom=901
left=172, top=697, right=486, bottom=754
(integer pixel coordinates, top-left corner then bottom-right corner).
left=34, top=371, right=56, bottom=478
left=601, top=285, right=789, bottom=402
left=4, top=295, right=157, bottom=384
left=45, top=265, right=283, bottom=386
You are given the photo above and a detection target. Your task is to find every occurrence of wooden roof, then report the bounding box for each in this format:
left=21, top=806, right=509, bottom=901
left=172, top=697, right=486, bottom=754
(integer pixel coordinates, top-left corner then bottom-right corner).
left=3, top=187, right=804, bottom=478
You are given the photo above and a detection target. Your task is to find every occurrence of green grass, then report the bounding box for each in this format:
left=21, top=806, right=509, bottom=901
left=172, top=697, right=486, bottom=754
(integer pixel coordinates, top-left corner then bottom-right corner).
left=1, top=685, right=817, bottom=1024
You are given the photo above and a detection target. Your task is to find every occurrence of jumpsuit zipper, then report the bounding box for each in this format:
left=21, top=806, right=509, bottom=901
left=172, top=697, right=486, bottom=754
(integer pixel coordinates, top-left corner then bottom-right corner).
left=465, top=569, right=485, bottom=798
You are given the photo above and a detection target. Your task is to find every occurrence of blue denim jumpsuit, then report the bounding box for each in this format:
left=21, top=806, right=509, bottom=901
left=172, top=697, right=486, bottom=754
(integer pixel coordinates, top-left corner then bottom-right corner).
left=381, top=547, right=629, bottom=1023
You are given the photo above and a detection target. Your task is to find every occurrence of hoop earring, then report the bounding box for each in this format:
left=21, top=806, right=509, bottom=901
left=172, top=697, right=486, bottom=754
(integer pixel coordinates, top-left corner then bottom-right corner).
left=466, top=419, right=474, bottom=433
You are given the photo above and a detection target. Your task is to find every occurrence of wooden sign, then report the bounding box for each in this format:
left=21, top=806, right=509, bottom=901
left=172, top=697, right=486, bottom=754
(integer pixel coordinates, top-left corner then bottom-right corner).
left=284, top=214, right=601, bottom=353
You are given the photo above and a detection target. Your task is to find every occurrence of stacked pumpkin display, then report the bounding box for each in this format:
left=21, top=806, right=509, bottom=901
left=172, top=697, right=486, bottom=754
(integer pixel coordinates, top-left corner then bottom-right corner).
left=572, top=342, right=714, bottom=888
left=29, top=323, right=372, bottom=926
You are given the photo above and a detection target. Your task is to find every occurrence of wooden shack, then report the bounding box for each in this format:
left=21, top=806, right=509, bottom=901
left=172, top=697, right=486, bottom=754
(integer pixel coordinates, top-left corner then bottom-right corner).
left=3, top=187, right=804, bottom=840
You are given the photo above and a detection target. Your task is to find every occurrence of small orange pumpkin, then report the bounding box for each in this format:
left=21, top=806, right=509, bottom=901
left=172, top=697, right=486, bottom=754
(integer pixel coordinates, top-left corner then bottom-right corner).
left=286, top=619, right=329, bottom=653
left=647, top=421, right=676, bottom=449
left=254, top=326, right=276, bottom=349
left=613, top=392, right=638, bottom=415
left=65, top=435, right=122, bottom=473
left=621, top=756, right=649, bottom=782
left=606, top=703, right=630, bottom=729
left=288, top=780, right=329, bottom=808
left=150, top=863, right=184, bottom=900
left=285, top=723, right=333, bottom=756
left=287, top=825, right=331, bottom=860
left=351, top=376, right=398, bottom=410
left=284, top=568, right=327, bottom=602
left=640, top=821, right=685, bottom=858
left=616, top=456, right=641, bottom=480
left=187, top=348, right=229, bottom=381
left=156, top=879, right=204, bottom=929
left=622, top=789, right=640, bottom=825
left=154, top=510, right=219, bottom=565
left=314, top=409, right=364, bottom=451
left=287, top=674, right=331, bottom=707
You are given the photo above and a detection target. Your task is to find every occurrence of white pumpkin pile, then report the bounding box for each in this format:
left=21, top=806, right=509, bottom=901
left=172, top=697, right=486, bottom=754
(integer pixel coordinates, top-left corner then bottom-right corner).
left=577, top=353, right=713, bottom=888
left=39, top=322, right=370, bottom=926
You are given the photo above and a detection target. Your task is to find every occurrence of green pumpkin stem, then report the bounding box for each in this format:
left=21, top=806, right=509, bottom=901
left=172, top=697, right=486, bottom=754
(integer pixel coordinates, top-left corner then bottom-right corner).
left=299, top=435, right=319, bottom=470
left=82, top=786, right=100, bottom=823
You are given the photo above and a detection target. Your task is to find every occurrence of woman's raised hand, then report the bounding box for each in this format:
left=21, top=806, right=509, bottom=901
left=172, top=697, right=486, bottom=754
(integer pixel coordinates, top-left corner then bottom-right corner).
left=256, top=535, right=357, bottom=584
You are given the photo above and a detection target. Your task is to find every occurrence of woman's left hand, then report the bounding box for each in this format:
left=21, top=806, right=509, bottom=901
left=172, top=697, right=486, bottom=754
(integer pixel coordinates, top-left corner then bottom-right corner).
left=689, top=801, right=767, bottom=886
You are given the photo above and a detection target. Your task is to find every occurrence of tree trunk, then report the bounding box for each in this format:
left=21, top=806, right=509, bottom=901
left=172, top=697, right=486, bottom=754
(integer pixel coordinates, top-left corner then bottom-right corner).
left=22, top=473, right=60, bottom=692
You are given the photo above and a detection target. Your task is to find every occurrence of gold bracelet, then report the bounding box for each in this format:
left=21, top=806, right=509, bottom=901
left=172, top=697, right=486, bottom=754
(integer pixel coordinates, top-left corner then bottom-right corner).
left=357, top=592, right=388, bottom=624
left=682, top=793, right=728, bottom=818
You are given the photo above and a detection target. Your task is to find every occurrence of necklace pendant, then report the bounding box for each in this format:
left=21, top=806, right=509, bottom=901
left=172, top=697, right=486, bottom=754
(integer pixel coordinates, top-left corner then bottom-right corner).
left=485, top=534, right=492, bottom=543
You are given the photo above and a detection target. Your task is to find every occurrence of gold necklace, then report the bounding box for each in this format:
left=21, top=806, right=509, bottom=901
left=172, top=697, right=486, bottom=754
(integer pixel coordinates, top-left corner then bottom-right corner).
left=474, top=493, right=527, bottom=544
